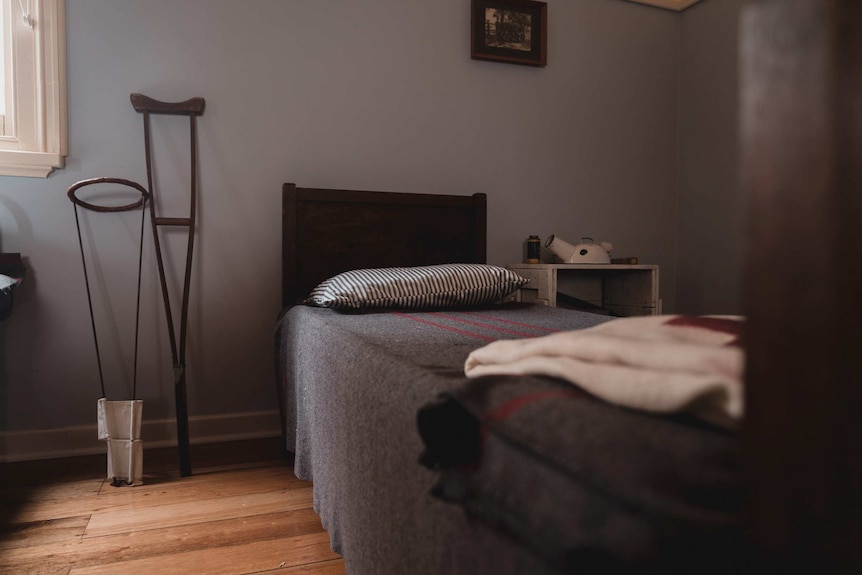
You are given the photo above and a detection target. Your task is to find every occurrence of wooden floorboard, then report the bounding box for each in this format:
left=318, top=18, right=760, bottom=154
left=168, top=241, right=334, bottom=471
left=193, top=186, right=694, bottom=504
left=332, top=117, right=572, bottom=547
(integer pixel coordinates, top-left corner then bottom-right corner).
left=256, top=559, right=347, bottom=575
left=83, top=486, right=315, bottom=537
left=0, top=439, right=345, bottom=575
left=68, top=532, right=338, bottom=575
left=7, top=466, right=309, bottom=526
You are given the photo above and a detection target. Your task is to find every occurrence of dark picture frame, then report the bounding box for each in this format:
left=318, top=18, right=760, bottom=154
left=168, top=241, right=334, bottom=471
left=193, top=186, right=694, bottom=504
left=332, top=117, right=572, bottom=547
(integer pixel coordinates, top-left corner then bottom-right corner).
left=471, top=0, right=547, bottom=67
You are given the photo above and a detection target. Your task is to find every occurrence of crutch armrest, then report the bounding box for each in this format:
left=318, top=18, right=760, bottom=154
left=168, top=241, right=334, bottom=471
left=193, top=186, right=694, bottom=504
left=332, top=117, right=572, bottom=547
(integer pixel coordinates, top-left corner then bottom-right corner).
left=130, top=93, right=205, bottom=116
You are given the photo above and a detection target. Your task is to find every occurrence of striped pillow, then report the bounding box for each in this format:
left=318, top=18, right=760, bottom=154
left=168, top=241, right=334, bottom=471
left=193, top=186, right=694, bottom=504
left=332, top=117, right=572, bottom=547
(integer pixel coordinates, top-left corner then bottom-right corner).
left=305, top=264, right=529, bottom=310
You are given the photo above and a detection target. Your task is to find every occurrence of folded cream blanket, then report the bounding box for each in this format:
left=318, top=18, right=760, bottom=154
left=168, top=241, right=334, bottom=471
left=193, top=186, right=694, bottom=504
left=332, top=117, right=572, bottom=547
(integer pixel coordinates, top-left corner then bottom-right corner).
left=464, top=315, right=745, bottom=429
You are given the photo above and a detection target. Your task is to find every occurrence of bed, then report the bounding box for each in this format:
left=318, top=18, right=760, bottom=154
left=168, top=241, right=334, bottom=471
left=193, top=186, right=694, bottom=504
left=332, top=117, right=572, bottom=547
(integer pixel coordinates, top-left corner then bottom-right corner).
left=276, top=183, right=746, bottom=574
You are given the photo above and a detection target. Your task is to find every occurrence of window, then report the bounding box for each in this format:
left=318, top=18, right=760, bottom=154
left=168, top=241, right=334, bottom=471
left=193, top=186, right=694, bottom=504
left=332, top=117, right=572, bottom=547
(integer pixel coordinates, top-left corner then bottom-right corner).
left=0, top=0, right=66, bottom=177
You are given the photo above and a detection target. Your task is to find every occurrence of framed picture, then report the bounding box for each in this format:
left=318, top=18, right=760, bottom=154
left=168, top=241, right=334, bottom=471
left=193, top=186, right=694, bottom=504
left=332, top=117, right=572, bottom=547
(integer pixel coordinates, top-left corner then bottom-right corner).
left=471, top=0, right=547, bottom=67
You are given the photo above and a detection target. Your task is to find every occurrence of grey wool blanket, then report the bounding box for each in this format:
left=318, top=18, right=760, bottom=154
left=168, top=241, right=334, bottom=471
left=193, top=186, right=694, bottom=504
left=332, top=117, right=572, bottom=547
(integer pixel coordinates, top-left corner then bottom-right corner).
left=276, top=304, right=745, bottom=574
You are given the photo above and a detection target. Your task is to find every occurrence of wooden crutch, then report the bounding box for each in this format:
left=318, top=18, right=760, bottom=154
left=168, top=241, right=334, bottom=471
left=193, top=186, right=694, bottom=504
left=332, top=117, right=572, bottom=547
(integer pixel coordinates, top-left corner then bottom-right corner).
left=131, top=93, right=205, bottom=477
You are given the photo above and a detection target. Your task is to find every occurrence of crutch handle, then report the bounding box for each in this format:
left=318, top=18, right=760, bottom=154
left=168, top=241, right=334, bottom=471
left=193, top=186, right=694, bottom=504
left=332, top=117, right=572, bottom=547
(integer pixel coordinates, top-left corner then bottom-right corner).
left=130, top=93, right=205, bottom=116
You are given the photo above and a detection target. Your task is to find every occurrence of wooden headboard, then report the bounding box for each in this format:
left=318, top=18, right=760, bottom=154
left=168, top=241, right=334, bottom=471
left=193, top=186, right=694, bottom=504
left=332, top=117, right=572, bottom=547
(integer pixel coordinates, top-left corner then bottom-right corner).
left=282, top=183, right=487, bottom=306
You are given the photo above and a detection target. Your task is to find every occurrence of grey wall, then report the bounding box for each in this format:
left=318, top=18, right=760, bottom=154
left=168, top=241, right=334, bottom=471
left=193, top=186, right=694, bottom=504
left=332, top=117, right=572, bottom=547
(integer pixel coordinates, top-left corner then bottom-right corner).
left=0, top=0, right=681, bottom=433
left=677, top=0, right=745, bottom=314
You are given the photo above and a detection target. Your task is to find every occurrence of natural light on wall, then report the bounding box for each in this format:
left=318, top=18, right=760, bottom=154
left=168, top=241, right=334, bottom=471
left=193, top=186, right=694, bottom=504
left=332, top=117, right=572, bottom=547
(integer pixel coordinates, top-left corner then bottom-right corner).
left=1, top=3, right=7, bottom=133
left=0, top=0, right=66, bottom=177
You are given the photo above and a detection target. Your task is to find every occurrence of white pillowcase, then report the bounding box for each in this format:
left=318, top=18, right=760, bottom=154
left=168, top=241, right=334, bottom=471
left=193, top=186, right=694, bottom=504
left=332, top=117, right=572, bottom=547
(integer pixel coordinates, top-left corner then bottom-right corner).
left=0, top=274, right=18, bottom=293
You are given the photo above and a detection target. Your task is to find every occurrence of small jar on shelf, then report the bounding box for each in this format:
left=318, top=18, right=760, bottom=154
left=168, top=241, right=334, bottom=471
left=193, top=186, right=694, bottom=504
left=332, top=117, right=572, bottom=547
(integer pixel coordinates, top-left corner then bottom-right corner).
left=525, top=235, right=542, bottom=264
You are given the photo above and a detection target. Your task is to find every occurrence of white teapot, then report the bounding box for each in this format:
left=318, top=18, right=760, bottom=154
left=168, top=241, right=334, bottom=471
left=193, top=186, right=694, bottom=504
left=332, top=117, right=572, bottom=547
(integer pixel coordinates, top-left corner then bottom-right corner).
left=545, top=235, right=613, bottom=264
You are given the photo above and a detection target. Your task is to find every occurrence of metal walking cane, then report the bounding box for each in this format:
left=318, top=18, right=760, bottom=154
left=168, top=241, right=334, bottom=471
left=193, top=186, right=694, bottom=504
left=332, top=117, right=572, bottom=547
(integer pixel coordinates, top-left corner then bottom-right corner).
left=131, top=93, right=206, bottom=477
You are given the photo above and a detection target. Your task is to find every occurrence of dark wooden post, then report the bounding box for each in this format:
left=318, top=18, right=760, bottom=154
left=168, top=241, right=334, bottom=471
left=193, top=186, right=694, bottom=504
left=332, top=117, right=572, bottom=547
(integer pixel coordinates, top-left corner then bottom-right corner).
left=740, top=0, right=862, bottom=571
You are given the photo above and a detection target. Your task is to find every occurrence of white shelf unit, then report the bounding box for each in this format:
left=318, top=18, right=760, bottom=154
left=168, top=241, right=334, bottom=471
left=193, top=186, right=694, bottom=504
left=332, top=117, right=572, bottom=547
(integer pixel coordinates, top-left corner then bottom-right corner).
left=507, top=263, right=661, bottom=317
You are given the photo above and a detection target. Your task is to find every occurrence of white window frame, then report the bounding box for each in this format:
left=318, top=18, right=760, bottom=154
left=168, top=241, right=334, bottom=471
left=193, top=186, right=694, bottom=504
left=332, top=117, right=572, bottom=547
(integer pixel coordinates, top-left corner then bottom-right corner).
left=0, top=0, right=66, bottom=177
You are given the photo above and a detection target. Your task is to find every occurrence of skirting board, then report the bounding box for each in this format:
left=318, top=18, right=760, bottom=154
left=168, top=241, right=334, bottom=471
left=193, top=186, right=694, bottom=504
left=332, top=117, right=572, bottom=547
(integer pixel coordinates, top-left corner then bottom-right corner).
left=0, top=410, right=281, bottom=463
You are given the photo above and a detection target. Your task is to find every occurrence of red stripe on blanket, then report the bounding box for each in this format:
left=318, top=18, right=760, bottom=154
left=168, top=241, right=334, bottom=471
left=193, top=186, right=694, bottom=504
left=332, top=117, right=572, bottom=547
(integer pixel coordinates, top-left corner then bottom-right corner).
left=665, top=315, right=745, bottom=347
left=391, top=312, right=496, bottom=342
left=484, top=389, right=583, bottom=422
left=430, top=312, right=539, bottom=338
left=455, top=311, right=561, bottom=333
